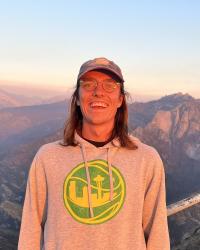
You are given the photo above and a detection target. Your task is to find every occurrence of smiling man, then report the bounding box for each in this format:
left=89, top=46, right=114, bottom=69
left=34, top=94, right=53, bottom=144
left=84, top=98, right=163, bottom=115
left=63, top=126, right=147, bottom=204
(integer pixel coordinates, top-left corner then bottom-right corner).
left=78, top=69, right=123, bottom=141
left=18, top=57, right=170, bottom=250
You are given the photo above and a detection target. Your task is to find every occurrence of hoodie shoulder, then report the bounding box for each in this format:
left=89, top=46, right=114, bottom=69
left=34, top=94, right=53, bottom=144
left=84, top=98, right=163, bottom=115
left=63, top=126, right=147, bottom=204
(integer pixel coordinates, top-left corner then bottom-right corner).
left=36, top=140, right=65, bottom=157
left=129, top=134, right=161, bottom=159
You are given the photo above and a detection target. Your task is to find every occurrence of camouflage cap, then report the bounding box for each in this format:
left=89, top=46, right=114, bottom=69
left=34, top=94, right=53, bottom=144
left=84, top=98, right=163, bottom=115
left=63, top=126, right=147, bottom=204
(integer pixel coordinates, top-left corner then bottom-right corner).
left=77, top=57, right=124, bottom=82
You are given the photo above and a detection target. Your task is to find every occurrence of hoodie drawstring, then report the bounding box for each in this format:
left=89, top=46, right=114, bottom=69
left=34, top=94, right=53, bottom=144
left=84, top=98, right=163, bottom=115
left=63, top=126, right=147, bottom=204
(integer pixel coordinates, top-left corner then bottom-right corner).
left=80, top=143, right=115, bottom=218
left=107, top=147, right=114, bottom=201
left=80, top=144, right=94, bottom=218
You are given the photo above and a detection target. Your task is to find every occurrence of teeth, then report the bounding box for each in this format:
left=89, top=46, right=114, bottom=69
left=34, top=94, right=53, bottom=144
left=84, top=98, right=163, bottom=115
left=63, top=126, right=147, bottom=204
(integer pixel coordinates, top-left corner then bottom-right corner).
left=90, top=102, right=108, bottom=107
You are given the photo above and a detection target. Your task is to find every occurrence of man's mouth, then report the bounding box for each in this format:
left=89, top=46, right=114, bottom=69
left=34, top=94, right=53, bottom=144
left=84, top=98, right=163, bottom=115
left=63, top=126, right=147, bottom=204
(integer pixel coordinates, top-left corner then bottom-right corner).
left=90, top=102, right=108, bottom=108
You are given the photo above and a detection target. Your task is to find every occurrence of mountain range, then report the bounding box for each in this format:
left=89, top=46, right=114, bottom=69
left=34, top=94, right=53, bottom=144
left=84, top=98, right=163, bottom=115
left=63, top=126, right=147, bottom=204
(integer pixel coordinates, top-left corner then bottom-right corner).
left=0, top=92, right=199, bottom=249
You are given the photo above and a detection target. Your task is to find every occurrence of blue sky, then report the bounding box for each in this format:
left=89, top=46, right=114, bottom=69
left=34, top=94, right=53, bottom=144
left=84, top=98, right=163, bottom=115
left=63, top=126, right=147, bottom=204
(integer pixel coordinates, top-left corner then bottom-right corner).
left=0, top=0, right=199, bottom=99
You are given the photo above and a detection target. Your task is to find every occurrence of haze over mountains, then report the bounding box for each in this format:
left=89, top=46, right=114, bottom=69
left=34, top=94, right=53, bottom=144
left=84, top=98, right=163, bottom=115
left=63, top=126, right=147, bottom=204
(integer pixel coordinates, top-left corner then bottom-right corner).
left=0, top=92, right=199, bottom=249
left=0, top=88, right=68, bottom=109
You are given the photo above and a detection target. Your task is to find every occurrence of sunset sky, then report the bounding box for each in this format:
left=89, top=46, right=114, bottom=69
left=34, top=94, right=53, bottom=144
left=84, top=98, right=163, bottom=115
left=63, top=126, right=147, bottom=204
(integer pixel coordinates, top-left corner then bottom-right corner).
left=0, top=1, right=199, bottom=100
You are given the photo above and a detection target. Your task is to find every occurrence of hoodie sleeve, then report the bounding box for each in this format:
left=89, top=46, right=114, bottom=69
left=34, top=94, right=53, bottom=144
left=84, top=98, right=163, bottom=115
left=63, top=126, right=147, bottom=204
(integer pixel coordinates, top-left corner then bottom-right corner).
left=142, top=149, right=170, bottom=250
left=18, top=150, right=47, bottom=250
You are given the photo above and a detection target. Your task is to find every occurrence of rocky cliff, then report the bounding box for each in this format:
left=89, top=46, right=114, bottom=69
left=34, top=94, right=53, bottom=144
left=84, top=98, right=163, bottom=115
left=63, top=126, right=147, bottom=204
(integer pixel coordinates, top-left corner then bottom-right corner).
left=129, top=93, right=200, bottom=204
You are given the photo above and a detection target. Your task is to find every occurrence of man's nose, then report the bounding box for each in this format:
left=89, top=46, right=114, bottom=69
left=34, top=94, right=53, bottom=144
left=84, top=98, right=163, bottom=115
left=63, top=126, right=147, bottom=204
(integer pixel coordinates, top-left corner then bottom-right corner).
left=93, top=82, right=104, bottom=96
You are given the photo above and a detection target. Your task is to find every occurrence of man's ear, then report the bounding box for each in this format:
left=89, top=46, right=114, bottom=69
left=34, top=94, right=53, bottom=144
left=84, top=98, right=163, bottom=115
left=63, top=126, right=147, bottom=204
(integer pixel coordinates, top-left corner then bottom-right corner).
left=117, top=94, right=124, bottom=108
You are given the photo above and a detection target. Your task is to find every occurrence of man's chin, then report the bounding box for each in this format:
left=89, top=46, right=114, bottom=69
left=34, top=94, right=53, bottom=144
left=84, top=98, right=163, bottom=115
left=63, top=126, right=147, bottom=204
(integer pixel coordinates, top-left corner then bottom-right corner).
left=84, top=118, right=114, bottom=126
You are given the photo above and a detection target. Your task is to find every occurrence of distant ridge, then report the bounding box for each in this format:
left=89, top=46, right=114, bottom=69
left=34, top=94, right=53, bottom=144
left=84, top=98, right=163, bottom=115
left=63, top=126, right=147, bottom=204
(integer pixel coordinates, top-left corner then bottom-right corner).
left=0, top=88, right=67, bottom=109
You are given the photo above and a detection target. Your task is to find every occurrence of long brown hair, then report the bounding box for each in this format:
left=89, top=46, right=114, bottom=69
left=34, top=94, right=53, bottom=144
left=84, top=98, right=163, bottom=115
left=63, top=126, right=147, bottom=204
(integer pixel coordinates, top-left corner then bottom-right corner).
left=60, top=71, right=138, bottom=149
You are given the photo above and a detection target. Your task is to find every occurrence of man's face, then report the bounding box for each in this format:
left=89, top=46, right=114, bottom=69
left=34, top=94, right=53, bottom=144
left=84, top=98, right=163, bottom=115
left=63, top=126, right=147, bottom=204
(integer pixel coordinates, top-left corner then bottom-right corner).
left=78, top=70, right=123, bottom=128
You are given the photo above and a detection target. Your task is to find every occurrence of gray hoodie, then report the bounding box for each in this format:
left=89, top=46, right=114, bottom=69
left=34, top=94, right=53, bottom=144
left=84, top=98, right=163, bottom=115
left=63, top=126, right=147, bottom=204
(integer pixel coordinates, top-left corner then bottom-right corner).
left=18, top=133, right=170, bottom=250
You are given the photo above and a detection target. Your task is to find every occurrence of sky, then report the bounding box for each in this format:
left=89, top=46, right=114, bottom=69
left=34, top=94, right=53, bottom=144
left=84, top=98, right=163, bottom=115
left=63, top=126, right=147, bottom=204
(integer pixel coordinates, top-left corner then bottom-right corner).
left=0, top=0, right=200, bottom=100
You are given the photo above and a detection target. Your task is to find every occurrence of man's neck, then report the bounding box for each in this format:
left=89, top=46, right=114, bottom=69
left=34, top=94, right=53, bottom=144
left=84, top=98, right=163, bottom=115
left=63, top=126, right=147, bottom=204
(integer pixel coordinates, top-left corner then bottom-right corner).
left=81, top=123, right=114, bottom=142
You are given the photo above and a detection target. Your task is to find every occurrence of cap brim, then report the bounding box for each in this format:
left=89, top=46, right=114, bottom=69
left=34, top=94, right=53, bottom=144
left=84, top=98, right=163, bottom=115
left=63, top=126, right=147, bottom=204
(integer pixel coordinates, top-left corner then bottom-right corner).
left=78, top=65, right=124, bottom=82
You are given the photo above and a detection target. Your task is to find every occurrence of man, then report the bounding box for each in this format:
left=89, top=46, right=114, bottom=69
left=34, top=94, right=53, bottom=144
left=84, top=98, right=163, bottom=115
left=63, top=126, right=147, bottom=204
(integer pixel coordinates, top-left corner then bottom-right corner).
left=18, top=57, right=170, bottom=249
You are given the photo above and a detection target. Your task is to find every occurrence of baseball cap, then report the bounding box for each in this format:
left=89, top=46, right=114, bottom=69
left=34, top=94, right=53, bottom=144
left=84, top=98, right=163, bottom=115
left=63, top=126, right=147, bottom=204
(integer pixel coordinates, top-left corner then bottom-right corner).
left=77, top=57, right=124, bottom=83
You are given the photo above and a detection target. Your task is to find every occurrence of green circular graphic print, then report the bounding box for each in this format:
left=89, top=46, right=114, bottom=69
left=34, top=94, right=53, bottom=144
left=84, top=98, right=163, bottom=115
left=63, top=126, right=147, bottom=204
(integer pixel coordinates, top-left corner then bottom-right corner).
left=63, top=159, right=126, bottom=224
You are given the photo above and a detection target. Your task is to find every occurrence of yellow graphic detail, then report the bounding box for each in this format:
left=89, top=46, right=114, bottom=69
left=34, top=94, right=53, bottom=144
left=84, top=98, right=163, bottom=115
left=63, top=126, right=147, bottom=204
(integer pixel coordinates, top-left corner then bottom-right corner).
left=63, top=160, right=126, bottom=225
left=69, top=174, right=117, bottom=207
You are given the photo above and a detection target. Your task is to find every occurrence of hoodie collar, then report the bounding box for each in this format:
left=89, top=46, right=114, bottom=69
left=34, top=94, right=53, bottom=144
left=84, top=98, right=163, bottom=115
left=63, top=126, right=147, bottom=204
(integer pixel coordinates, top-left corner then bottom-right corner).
left=74, top=131, right=121, bottom=149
